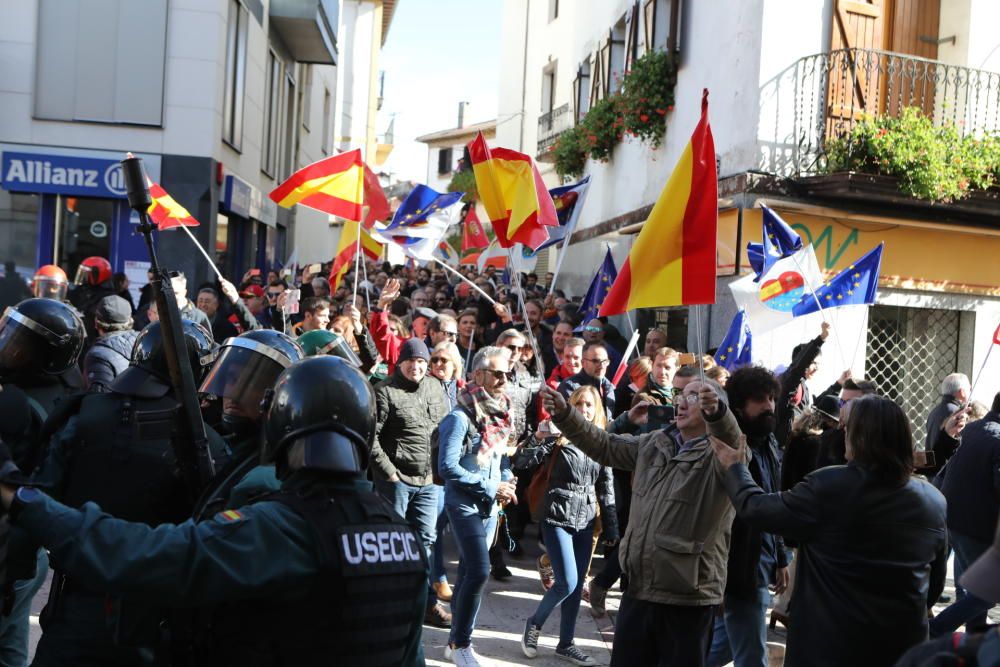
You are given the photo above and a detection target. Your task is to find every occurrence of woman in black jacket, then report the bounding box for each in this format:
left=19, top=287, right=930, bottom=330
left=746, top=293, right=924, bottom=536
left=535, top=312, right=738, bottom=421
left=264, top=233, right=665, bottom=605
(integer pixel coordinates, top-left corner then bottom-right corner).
left=519, top=385, right=617, bottom=666
left=713, top=395, right=948, bottom=667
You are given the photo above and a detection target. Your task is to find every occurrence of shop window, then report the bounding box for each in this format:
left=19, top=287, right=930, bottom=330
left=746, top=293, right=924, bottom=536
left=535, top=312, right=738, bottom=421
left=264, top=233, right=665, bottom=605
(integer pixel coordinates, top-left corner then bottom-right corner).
left=223, top=0, right=249, bottom=150
left=34, top=0, right=167, bottom=125
left=0, top=191, right=40, bottom=275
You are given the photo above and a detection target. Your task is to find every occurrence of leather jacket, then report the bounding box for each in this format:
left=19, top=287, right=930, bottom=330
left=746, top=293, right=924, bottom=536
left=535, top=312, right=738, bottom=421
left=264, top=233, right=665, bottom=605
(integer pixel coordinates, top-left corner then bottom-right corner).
left=723, top=462, right=948, bottom=667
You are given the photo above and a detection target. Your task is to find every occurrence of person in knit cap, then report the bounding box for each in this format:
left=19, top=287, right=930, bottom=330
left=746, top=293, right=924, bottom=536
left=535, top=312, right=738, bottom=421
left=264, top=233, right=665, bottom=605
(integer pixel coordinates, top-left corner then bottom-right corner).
left=370, top=337, right=453, bottom=629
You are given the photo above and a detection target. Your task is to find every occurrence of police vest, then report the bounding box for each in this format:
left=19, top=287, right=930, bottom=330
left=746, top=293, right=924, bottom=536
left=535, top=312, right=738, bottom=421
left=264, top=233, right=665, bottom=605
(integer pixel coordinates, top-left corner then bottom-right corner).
left=191, top=436, right=262, bottom=522
left=201, top=487, right=427, bottom=667
left=61, top=392, right=192, bottom=526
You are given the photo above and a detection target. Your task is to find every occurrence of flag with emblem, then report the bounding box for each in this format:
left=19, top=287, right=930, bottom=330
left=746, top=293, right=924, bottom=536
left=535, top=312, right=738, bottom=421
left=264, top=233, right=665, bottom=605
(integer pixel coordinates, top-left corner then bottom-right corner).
left=461, top=205, right=491, bottom=253
left=372, top=184, right=463, bottom=262
left=534, top=176, right=591, bottom=252
left=433, top=240, right=460, bottom=267
left=269, top=149, right=366, bottom=221
left=147, top=181, right=199, bottom=229
left=330, top=220, right=383, bottom=291
left=468, top=132, right=558, bottom=250
left=714, top=310, right=753, bottom=371
left=729, top=244, right=823, bottom=334
left=578, top=248, right=618, bottom=325
left=791, top=243, right=884, bottom=316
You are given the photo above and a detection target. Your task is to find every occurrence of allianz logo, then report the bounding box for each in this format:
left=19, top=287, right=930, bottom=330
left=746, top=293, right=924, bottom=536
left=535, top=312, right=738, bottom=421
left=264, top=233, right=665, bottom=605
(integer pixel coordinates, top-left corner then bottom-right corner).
left=4, top=158, right=127, bottom=196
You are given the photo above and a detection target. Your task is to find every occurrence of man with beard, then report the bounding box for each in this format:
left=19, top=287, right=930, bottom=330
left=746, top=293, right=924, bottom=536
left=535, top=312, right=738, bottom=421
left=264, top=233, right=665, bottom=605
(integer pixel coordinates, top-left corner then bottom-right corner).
left=707, top=366, right=789, bottom=667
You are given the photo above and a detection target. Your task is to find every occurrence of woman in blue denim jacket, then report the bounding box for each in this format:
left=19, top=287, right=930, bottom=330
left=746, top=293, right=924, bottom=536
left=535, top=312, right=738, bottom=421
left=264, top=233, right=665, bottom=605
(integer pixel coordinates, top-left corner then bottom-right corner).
left=438, top=347, right=518, bottom=667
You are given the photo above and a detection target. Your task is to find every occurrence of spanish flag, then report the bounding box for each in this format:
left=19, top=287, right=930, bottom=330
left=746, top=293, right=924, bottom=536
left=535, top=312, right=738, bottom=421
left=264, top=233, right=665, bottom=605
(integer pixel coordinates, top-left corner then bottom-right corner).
left=270, top=150, right=365, bottom=221
left=329, top=220, right=383, bottom=291
left=599, top=90, right=717, bottom=316
left=468, top=133, right=557, bottom=250
left=147, top=181, right=199, bottom=229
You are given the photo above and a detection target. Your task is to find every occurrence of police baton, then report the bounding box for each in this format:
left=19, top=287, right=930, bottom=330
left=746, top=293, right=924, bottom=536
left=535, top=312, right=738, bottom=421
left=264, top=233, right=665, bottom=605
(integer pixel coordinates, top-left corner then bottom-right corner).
left=120, top=154, right=215, bottom=497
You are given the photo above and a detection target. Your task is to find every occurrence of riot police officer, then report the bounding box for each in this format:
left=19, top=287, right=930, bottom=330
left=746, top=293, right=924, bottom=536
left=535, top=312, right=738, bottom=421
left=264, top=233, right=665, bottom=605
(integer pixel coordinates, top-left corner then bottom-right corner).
left=0, top=297, right=84, bottom=667
left=28, top=319, right=225, bottom=667
left=2, top=356, right=427, bottom=666
left=69, top=255, right=116, bottom=341
left=296, top=328, right=362, bottom=366
left=194, top=329, right=304, bottom=520
left=29, top=265, right=69, bottom=302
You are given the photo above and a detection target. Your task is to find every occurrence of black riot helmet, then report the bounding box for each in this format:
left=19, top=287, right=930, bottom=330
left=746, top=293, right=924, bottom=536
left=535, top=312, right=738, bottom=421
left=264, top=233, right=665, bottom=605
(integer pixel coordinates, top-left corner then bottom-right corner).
left=262, top=356, right=376, bottom=478
left=0, top=298, right=85, bottom=376
left=112, top=319, right=218, bottom=397
left=199, top=330, right=304, bottom=423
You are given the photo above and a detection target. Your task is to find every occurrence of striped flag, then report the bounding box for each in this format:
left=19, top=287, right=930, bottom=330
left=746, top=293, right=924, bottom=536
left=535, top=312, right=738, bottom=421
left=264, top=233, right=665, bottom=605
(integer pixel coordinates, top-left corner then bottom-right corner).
left=147, top=181, right=199, bottom=229
left=329, top=220, right=383, bottom=291
left=468, top=132, right=558, bottom=250
left=270, top=150, right=365, bottom=221
left=600, top=90, right=717, bottom=316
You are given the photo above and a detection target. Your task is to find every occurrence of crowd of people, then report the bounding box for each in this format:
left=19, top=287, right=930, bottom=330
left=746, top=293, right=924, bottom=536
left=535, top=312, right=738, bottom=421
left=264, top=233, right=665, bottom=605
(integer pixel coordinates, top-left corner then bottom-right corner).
left=0, top=253, right=996, bottom=667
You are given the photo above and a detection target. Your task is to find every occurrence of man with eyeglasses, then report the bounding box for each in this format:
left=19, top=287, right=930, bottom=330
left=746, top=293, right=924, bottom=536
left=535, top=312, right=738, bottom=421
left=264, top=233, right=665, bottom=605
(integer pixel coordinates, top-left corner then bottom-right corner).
left=581, top=318, right=622, bottom=371
left=540, top=378, right=742, bottom=666
left=428, top=314, right=459, bottom=348
left=558, top=341, right=616, bottom=418
left=263, top=281, right=286, bottom=328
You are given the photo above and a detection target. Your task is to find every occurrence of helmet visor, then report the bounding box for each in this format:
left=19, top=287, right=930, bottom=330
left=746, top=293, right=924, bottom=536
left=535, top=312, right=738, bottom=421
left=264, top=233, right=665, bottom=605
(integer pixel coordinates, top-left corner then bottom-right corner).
left=73, top=265, right=92, bottom=286
left=319, top=335, right=362, bottom=368
left=265, top=430, right=366, bottom=473
left=0, top=311, right=42, bottom=374
left=33, top=278, right=67, bottom=302
left=199, top=343, right=285, bottom=416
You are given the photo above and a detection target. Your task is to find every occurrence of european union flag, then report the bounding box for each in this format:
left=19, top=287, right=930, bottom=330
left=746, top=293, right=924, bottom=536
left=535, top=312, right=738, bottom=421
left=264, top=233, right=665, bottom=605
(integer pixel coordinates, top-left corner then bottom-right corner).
left=577, top=248, right=617, bottom=325
left=757, top=206, right=804, bottom=280
left=791, top=243, right=884, bottom=316
left=714, top=310, right=752, bottom=371
left=381, top=184, right=464, bottom=237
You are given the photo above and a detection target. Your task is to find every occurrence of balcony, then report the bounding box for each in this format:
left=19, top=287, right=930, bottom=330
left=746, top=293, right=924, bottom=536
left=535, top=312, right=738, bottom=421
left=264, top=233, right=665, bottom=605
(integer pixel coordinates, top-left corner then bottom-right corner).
left=537, top=103, right=573, bottom=161
left=269, top=0, right=338, bottom=65
left=759, top=48, right=1000, bottom=177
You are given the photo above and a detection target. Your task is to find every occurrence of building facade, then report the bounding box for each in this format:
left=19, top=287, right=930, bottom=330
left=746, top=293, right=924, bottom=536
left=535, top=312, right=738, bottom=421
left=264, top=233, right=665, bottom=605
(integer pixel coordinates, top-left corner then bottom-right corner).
left=498, top=0, right=1000, bottom=430
left=0, top=0, right=398, bottom=293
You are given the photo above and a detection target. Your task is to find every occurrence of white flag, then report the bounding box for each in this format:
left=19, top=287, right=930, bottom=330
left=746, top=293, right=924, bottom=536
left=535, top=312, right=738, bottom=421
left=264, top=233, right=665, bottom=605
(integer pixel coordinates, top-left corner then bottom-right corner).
left=730, top=245, right=823, bottom=334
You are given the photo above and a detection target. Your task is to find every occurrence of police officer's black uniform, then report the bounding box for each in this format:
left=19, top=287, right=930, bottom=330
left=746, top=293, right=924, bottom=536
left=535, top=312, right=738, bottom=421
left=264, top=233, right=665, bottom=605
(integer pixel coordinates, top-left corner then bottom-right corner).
left=5, top=356, right=428, bottom=666
left=29, top=320, right=225, bottom=667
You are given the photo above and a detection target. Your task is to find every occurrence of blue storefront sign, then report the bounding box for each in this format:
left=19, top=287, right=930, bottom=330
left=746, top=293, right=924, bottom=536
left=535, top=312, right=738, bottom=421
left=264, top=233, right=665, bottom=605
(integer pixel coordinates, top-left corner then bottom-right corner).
left=1, top=151, right=128, bottom=198
left=221, top=174, right=277, bottom=226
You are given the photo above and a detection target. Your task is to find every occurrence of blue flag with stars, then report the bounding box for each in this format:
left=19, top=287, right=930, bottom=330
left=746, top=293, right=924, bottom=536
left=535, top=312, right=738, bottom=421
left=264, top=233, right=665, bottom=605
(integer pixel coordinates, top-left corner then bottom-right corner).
left=379, top=184, right=464, bottom=238
left=756, top=206, right=804, bottom=280
left=577, top=248, right=617, bottom=325
left=714, top=310, right=752, bottom=371
left=791, top=243, right=883, bottom=316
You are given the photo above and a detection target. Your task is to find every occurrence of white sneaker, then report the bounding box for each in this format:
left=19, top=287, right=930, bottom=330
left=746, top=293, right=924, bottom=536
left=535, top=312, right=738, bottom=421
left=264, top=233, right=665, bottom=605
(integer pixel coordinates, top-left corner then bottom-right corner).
left=451, top=643, right=483, bottom=666
left=444, top=644, right=453, bottom=660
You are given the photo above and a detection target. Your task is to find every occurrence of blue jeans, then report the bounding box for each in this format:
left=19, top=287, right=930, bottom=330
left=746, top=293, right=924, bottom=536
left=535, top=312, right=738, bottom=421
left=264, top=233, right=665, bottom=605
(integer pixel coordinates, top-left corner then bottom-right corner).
left=530, top=522, right=594, bottom=648
left=0, top=549, right=48, bottom=667
left=707, top=585, right=771, bottom=667
left=929, top=530, right=994, bottom=636
left=432, top=488, right=451, bottom=583
left=375, top=479, right=440, bottom=605
left=446, top=506, right=497, bottom=648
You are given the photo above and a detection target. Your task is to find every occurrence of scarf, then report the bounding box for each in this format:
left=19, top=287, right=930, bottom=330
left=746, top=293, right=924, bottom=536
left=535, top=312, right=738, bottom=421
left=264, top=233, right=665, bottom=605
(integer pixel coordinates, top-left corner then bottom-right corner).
left=457, top=382, right=512, bottom=464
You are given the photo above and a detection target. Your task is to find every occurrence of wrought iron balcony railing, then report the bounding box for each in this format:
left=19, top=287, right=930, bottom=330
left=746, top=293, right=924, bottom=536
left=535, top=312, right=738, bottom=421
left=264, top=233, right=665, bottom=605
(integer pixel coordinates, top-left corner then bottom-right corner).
left=758, top=48, right=1000, bottom=176
left=537, top=103, right=573, bottom=159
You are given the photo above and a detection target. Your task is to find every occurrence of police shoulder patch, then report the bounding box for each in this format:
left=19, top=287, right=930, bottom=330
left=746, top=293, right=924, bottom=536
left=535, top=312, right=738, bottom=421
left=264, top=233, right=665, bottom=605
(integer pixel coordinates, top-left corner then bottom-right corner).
left=336, top=523, right=427, bottom=577
left=214, top=509, right=246, bottom=524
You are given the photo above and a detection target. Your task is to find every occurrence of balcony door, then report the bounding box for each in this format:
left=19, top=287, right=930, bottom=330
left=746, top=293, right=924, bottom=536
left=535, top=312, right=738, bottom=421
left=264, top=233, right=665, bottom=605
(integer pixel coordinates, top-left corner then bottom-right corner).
left=826, top=0, right=940, bottom=138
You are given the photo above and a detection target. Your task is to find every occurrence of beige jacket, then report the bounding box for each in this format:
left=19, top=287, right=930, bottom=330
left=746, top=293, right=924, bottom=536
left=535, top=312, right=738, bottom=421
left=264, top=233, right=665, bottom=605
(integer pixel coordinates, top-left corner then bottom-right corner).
left=554, top=403, right=743, bottom=606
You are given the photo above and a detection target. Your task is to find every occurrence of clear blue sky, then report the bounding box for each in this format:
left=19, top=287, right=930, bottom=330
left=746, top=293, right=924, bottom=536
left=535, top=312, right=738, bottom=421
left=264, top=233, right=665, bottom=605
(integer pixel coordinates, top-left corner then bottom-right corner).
left=379, top=0, right=502, bottom=182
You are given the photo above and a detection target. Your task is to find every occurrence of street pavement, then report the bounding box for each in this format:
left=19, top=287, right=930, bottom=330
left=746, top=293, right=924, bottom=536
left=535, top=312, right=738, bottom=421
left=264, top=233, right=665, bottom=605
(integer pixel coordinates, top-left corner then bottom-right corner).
left=24, top=526, right=1000, bottom=666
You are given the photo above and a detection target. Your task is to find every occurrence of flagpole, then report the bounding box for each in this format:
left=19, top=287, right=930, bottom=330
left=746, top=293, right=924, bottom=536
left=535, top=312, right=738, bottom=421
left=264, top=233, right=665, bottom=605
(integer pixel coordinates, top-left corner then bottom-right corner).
left=351, top=211, right=367, bottom=302
left=360, top=252, right=372, bottom=312
left=692, top=304, right=706, bottom=383
left=547, top=232, right=573, bottom=296
left=432, top=257, right=497, bottom=305
left=970, top=334, right=997, bottom=398
left=508, top=249, right=545, bottom=378
left=178, top=224, right=225, bottom=282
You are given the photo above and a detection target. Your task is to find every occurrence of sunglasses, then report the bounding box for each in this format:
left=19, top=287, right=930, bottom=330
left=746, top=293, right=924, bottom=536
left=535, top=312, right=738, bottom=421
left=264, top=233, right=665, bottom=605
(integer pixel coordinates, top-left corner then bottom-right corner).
left=442, top=331, right=458, bottom=339
left=505, top=344, right=523, bottom=352
left=584, top=357, right=610, bottom=366
left=583, top=326, right=602, bottom=333
left=266, top=291, right=283, bottom=298
left=430, top=356, right=450, bottom=364
left=481, top=369, right=512, bottom=380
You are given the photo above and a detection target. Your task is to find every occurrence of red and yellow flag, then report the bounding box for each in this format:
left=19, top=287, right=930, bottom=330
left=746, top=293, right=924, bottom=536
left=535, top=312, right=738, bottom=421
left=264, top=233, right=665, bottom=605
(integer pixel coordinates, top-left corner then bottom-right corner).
left=461, top=205, right=490, bottom=253
left=468, top=133, right=557, bottom=250
left=147, top=181, right=199, bottom=229
left=270, top=150, right=365, bottom=221
left=600, top=90, right=717, bottom=316
left=329, top=220, right=383, bottom=291
left=362, top=162, right=391, bottom=229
